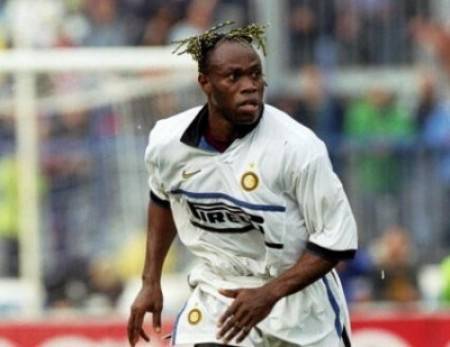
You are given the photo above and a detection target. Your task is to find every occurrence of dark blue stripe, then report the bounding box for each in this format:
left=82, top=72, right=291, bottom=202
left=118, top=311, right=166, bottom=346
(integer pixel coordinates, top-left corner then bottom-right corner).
left=171, top=302, right=187, bottom=346
left=322, top=276, right=342, bottom=338
left=170, top=189, right=286, bottom=212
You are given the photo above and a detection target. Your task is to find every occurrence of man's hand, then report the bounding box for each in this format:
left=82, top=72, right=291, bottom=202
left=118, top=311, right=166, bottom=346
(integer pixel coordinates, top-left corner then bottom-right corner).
left=127, top=284, right=163, bottom=346
left=217, top=286, right=278, bottom=344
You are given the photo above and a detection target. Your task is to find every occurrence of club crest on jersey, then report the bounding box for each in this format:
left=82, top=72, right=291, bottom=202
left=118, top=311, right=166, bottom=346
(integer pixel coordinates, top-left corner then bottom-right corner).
left=187, top=308, right=202, bottom=325
left=241, top=171, right=259, bottom=191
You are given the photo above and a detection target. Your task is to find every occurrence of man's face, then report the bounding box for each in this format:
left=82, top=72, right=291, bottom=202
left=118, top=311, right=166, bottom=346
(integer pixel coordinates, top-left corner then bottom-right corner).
left=199, top=40, right=265, bottom=125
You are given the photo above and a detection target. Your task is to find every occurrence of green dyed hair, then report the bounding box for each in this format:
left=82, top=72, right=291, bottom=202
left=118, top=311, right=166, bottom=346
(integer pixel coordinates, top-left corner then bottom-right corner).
left=172, top=21, right=267, bottom=73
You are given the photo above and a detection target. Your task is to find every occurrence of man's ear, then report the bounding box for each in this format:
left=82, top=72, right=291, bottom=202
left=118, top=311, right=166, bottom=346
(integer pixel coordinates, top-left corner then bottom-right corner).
left=198, top=73, right=211, bottom=94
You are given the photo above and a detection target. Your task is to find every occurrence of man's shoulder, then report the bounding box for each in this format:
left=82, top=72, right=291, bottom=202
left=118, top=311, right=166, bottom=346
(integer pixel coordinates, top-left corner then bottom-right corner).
left=150, top=106, right=202, bottom=146
left=155, top=106, right=202, bottom=132
left=263, top=104, right=325, bottom=150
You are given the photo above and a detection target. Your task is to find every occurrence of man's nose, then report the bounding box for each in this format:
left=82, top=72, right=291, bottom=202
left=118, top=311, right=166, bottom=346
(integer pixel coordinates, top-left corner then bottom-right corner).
left=240, top=75, right=258, bottom=93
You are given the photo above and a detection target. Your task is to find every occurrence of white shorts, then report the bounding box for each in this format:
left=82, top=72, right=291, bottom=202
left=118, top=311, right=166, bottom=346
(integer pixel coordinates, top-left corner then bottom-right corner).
left=171, top=270, right=351, bottom=347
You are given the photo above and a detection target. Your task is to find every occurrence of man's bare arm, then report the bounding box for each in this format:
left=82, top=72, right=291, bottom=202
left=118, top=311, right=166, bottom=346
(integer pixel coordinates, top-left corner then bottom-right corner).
left=218, top=251, right=337, bottom=344
left=264, top=250, right=337, bottom=299
left=127, top=201, right=177, bottom=346
left=142, top=201, right=177, bottom=284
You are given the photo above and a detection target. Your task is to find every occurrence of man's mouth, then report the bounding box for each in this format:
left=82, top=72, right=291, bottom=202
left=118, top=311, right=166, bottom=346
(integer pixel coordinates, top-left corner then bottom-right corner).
left=237, top=99, right=260, bottom=113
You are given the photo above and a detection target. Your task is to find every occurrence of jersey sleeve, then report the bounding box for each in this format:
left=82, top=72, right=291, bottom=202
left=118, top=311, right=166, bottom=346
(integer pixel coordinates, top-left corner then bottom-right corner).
left=144, top=127, right=170, bottom=208
left=296, top=151, right=357, bottom=261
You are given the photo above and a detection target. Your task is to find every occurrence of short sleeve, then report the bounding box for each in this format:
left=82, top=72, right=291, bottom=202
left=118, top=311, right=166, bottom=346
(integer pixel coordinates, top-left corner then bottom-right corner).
left=296, top=153, right=357, bottom=261
left=144, top=128, right=170, bottom=208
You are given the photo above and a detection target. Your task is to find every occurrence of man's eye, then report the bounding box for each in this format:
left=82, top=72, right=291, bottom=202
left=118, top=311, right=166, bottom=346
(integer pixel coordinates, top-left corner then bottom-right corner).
left=252, top=71, right=262, bottom=79
left=228, top=73, right=238, bottom=81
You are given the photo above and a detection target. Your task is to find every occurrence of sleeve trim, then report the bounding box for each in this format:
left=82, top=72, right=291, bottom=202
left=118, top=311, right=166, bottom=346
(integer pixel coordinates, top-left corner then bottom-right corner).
left=150, top=190, right=170, bottom=208
left=306, top=242, right=356, bottom=261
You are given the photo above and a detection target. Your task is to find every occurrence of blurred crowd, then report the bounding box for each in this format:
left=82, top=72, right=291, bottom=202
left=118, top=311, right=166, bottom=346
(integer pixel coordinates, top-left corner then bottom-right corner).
left=0, top=0, right=431, bottom=66
left=0, top=0, right=250, bottom=49
left=1, top=0, right=450, bottom=312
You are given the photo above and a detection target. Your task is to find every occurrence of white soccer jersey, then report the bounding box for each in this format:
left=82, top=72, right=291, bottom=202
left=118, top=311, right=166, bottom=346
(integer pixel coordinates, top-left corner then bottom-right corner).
left=145, top=104, right=357, bottom=347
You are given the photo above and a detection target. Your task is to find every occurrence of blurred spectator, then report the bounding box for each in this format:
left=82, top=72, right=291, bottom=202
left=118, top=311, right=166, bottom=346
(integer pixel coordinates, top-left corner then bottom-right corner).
left=0, top=154, right=18, bottom=277
left=44, top=256, right=90, bottom=308
left=58, top=0, right=91, bottom=47
left=420, top=84, right=450, bottom=183
left=168, top=0, right=218, bottom=42
left=370, top=225, right=420, bottom=303
left=0, top=0, right=7, bottom=47
left=269, top=66, right=344, bottom=151
left=141, top=4, right=177, bottom=46
left=0, top=114, right=17, bottom=277
left=0, top=0, right=64, bottom=48
left=82, top=0, right=129, bottom=46
left=214, top=0, right=249, bottom=27
left=344, top=88, right=414, bottom=237
left=414, top=73, right=439, bottom=130
left=289, top=2, right=317, bottom=66
left=337, top=247, right=375, bottom=304
left=442, top=255, right=450, bottom=305
left=0, top=115, right=14, bottom=143
left=44, top=255, right=123, bottom=310
left=41, top=103, right=129, bottom=308
left=117, top=0, right=155, bottom=45
left=297, top=65, right=345, bottom=151
left=87, top=257, right=123, bottom=308
left=335, top=1, right=361, bottom=65
left=289, top=0, right=337, bottom=67
left=345, top=87, right=414, bottom=194
left=268, top=95, right=305, bottom=124
left=412, top=20, right=450, bottom=76
left=42, top=110, right=94, bottom=285
left=114, top=231, right=187, bottom=282
left=421, top=96, right=450, bottom=244
left=354, top=0, right=408, bottom=65
left=414, top=21, right=450, bottom=247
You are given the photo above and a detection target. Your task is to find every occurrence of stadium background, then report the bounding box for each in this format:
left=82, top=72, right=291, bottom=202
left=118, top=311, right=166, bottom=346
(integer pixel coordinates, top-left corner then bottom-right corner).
left=0, top=0, right=450, bottom=346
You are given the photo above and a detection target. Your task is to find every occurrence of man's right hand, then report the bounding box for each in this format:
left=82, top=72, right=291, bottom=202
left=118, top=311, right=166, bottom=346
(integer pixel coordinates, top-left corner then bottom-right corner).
left=127, top=284, right=163, bottom=346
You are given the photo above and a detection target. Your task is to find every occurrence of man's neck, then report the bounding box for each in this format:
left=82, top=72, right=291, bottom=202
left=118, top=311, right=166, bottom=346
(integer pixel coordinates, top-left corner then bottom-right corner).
left=207, top=106, right=237, bottom=143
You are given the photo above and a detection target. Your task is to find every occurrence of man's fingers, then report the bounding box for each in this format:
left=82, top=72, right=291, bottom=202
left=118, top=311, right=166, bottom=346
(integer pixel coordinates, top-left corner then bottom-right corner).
left=152, top=310, right=162, bottom=333
left=127, top=314, right=135, bottom=346
left=223, top=325, right=242, bottom=344
left=128, top=310, right=141, bottom=346
left=217, top=316, right=235, bottom=339
left=232, top=306, right=250, bottom=323
left=219, top=288, right=239, bottom=298
left=140, top=328, right=150, bottom=342
left=235, top=326, right=251, bottom=343
left=131, top=309, right=145, bottom=345
left=218, top=301, right=239, bottom=325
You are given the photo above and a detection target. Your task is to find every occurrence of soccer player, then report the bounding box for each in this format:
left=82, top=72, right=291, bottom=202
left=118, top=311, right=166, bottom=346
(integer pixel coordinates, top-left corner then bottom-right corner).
left=127, top=22, right=357, bottom=347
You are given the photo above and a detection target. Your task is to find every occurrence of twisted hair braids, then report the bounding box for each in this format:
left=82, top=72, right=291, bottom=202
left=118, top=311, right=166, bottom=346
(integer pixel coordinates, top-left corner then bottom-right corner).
left=172, top=21, right=267, bottom=73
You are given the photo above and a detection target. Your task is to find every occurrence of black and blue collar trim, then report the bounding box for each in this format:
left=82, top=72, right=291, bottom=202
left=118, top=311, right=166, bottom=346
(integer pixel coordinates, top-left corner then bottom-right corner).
left=180, top=104, right=263, bottom=147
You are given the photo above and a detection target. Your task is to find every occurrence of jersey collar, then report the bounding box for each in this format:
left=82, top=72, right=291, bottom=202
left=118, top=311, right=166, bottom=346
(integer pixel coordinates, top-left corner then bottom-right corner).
left=180, top=104, right=264, bottom=148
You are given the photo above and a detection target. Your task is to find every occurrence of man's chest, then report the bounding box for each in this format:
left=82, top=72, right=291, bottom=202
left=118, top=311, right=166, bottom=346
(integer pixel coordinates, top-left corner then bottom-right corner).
left=161, top=146, right=290, bottom=241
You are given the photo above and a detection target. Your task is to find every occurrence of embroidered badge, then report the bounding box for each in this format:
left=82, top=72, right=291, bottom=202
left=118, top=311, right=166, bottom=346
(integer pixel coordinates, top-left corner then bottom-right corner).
left=187, top=308, right=202, bottom=325
left=241, top=171, right=259, bottom=191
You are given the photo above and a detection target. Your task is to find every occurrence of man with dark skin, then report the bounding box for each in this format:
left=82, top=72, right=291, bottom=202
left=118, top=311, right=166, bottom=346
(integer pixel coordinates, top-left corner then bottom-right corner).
left=128, top=23, right=356, bottom=347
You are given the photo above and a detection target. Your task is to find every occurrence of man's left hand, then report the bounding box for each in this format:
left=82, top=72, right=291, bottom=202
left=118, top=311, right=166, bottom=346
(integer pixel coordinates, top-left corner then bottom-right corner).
left=217, top=286, right=278, bottom=344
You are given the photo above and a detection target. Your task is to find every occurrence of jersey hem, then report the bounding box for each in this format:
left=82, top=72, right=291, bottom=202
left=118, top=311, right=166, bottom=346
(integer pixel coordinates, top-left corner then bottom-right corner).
left=306, top=242, right=356, bottom=261
left=150, top=190, right=170, bottom=208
